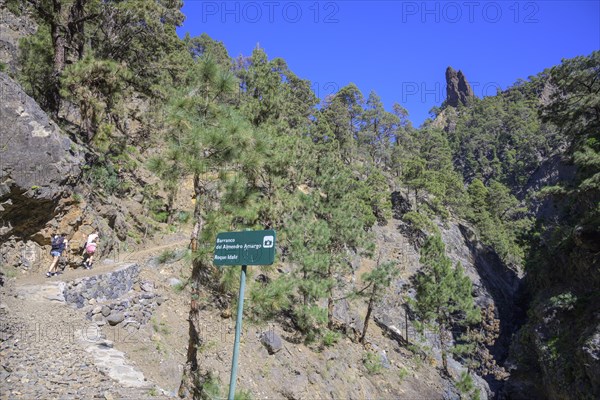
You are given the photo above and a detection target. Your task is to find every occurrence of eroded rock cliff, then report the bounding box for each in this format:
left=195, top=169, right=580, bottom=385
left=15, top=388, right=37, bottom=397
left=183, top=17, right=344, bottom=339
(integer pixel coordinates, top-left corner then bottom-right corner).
left=0, top=72, right=84, bottom=267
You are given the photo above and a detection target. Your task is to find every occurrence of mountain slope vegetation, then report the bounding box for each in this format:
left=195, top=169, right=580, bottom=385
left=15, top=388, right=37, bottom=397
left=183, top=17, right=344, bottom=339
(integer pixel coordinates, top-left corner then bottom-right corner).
left=2, top=1, right=598, bottom=398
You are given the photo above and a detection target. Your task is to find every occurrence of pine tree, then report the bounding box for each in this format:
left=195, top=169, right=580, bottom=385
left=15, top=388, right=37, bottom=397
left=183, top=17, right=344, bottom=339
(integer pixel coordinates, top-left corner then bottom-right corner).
left=16, top=0, right=186, bottom=116
left=18, top=24, right=54, bottom=110
left=454, top=304, right=508, bottom=379
left=15, top=0, right=102, bottom=114
left=286, top=213, right=332, bottom=338
left=319, top=83, right=365, bottom=163
left=360, top=91, right=400, bottom=166
left=528, top=50, right=600, bottom=301
left=358, top=257, right=400, bottom=343
left=285, top=152, right=377, bottom=337
left=60, top=55, right=132, bottom=140
left=147, top=146, right=185, bottom=225
left=184, top=33, right=232, bottom=69
left=169, top=57, right=264, bottom=399
left=402, top=155, right=426, bottom=210
left=411, top=235, right=480, bottom=374
left=92, top=0, right=186, bottom=97
left=540, top=51, right=600, bottom=218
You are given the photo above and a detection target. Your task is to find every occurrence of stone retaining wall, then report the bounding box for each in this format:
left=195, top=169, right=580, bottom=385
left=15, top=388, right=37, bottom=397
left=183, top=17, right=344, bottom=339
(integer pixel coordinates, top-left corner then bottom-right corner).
left=63, top=263, right=140, bottom=308
left=86, top=292, right=165, bottom=329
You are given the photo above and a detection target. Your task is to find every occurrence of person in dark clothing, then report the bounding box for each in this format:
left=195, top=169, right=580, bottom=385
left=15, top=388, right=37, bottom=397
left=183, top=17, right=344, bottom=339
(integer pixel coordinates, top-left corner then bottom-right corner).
left=46, top=233, right=68, bottom=277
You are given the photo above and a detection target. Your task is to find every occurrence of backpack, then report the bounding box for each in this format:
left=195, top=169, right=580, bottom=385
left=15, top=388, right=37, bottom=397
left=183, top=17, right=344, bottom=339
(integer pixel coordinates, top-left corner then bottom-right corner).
left=51, top=236, right=64, bottom=251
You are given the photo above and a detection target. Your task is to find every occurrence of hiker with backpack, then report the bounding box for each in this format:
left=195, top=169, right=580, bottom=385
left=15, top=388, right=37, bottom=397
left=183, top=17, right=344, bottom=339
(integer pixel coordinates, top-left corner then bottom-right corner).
left=82, top=230, right=99, bottom=269
left=46, top=233, right=68, bottom=277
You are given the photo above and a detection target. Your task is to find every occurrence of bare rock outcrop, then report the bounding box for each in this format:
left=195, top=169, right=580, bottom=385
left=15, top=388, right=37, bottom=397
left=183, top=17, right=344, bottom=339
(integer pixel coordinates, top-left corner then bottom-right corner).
left=446, top=66, right=474, bottom=107
left=0, top=3, right=36, bottom=74
left=369, top=194, right=525, bottom=398
left=0, top=72, right=83, bottom=244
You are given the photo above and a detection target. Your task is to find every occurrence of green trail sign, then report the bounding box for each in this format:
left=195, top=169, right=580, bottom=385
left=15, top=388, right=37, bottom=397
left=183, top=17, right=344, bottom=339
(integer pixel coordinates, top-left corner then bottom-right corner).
left=213, top=229, right=276, bottom=400
left=213, top=229, right=276, bottom=266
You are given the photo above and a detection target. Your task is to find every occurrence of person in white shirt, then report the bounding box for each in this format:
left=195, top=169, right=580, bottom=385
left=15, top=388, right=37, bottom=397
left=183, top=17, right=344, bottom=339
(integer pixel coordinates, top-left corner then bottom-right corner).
left=82, top=230, right=99, bottom=269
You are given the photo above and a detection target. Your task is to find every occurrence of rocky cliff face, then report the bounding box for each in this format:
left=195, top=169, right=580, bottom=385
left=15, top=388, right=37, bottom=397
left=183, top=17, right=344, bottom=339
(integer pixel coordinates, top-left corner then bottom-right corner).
left=440, top=222, right=524, bottom=346
left=0, top=72, right=82, bottom=214
left=500, top=148, right=600, bottom=400
left=446, top=66, right=474, bottom=107
left=346, top=199, right=525, bottom=398
left=0, top=3, right=36, bottom=74
left=0, top=71, right=180, bottom=274
left=0, top=72, right=85, bottom=267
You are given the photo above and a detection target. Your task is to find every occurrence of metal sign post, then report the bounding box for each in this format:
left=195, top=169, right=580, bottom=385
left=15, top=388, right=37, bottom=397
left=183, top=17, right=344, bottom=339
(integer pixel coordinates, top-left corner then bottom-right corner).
left=228, top=264, right=247, bottom=400
left=213, top=230, right=276, bottom=400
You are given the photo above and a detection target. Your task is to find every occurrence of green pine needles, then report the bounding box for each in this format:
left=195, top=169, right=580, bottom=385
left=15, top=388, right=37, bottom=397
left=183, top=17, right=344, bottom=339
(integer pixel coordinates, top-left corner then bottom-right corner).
left=411, top=234, right=480, bottom=374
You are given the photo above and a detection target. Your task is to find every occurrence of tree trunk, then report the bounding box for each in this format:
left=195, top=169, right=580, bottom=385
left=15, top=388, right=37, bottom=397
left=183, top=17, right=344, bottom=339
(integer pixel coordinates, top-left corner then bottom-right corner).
left=50, top=0, right=66, bottom=77
left=49, top=18, right=66, bottom=116
left=414, top=188, right=418, bottom=211
left=70, top=0, right=86, bottom=60
left=166, top=190, right=176, bottom=225
left=178, top=258, right=207, bottom=399
left=439, top=321, right=448, bottom=375
left=404, top=307, right=409, bottom=343
left=327, top=264, right=334, bottom=329
left=302, top=266, right=308, bottom=306
left=51, top=25, right=66, bottom=74
left=360, top=284, right=378, bottom=344
left=179, top=173, right=209, bottom=397
left=190, top=174, right=203, bottom=251
left=327, top=295, right=334, bottom=329
left=47, top=0, right=70, bottom=117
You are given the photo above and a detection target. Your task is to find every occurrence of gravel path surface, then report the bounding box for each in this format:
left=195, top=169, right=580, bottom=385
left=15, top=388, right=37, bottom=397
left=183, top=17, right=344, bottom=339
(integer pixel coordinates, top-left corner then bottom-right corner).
left=0, top=279, right=171, bottom=399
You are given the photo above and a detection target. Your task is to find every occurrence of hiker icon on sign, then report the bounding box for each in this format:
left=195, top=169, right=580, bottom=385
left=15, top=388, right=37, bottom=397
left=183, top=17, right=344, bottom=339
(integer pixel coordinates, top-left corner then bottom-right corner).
left=263, top=236, right=274, bottom=248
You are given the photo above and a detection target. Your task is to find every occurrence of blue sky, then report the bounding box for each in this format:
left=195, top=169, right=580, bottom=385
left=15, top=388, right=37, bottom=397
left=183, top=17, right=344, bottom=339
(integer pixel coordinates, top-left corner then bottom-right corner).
left=178, top=1, right=600, bottom=126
